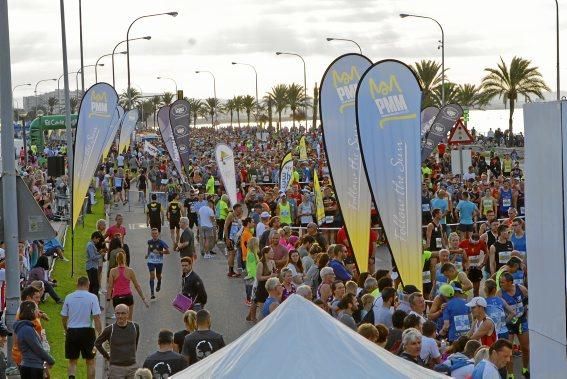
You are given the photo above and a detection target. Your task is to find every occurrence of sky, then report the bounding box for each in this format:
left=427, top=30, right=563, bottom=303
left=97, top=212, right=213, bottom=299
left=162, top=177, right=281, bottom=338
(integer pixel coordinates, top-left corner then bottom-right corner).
left=6, top=0, right=566, bottom=105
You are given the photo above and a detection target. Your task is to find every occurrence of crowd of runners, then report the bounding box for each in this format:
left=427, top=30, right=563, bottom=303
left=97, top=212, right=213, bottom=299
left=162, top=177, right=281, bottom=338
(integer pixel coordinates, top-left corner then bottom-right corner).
left=3, top=124, right=530, bottom=378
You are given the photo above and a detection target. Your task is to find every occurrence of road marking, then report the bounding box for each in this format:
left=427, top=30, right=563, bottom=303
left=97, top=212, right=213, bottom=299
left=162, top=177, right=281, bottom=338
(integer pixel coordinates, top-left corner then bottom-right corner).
left=128, top=223, right=148, bottom=230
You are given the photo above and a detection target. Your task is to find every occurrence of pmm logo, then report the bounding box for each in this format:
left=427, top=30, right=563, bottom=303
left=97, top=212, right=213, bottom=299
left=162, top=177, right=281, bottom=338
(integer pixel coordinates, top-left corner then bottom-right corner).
left=368, top=75, right=415, bottom=128
left=331, top=66, right=361, bottom=112
left=89, top=90, right=110, bottom=118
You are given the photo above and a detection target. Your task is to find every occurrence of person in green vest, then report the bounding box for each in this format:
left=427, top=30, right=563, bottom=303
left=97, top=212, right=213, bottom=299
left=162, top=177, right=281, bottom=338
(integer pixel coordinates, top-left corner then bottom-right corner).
left=206, top=175, right=215, bottom=195
left=60, top=145, right=67, bottom=155
left=276, top=193, right=293, bottom=226
left=291, top=168, right=300, bottom=186
left=30, top=145, right=37, bottom=155
left=216, top=194, right=230, bottom=241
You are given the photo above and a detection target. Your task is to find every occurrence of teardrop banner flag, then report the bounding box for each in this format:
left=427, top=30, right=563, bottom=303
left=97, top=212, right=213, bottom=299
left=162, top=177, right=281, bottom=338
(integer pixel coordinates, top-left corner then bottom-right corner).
left=320, top=53, right=373, bottom=273
left=279, top=151, right=293, bottom=192
left=356, top=60, right=423, bottom=291
left=299, top=135, right=308, bottom=161
left=313, top=170, right=326, bottom=225
left=118, top=109, right=139, bottom=153
left=102, top=105, right=124, bottom=160
left=421, top=103, right=463, bottom=161
left=215, top=144, right=237, bottom=206
left=157, top=106, right=183, bottom=178
left=169, top=99, right=192, bottom=178
left=420, top=106, right=439, bottom=138
left=73, top=82, right=118, bottom=227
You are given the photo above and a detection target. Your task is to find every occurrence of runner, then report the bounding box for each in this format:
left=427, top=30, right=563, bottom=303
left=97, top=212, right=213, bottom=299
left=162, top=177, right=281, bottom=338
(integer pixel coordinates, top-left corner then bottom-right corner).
left=146, top=194, right=164, bottom=233
left=223, top=204, right=244, bottom=277
left=459, top=233, right=487, bottom=297
left=198, top=198, right=216, bottom=259
left=167, top=193, right=183, bottom=248
left=489, top=224, right=514, bottom=276
left=455, top=191, right=478, bottom=240
left=466, top=297, right=496, bottom=346
left=146, top=228, right=170, bottom=299
left=426, top=209, right=446, bottom=252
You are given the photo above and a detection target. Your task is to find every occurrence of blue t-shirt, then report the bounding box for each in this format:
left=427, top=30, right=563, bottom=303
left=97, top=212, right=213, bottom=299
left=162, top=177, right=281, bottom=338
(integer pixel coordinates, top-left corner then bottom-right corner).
left=456, top=200, right=477, bottom=225
left=472, top=359, right=500, bottom=379
left=430, top=197, right=448, bottom=224
left=262, top=296, right=278, bottom=317
left=510, top=233, right=526, bottom=254
left=443, top=297, right=471, bottom=342
left=485, top=296, right=509, bottom=337
left=146, top=238, right=169, bottom=264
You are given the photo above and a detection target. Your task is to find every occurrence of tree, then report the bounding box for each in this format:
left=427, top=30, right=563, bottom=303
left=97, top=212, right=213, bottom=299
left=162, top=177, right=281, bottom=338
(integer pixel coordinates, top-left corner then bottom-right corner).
left=151, top=95, right=161, bottom=127
left=70, top=97, right=79, bottom=113
left=267, top=84, right=289, bottom=130
left=224, top=98, right=236, bottom=126
left=481, top=56, right=549, bottom=145
left=47, top=97, right=58, bottom=115
left=204, top=97, right=222, bottom=127
left=412, top=60, right=444, bottom=108
left=455, top=84, right=485, bottom=109
left=432, top=82, right=460, bottom=106
left=119, top=87, right=142, bottom=109
left=141, top=100, right=154, bottom=125
left=286, top=83, right=307, bottom=127
left=234, top=95, right=244, bottom=127
left=161, top=92, right=175, bottom=106
left=262, top=95, right=274, bottom=128
left=186, top=98, right=204, bottom=127
left=241, top=95, right=256, bottom=127
left=312, top=83, right=319, bottom=129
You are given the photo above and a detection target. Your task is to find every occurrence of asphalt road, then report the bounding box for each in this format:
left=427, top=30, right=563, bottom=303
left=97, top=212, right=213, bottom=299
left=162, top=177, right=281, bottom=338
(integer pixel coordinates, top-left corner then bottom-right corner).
left=107, top=199, right=251, bottom=365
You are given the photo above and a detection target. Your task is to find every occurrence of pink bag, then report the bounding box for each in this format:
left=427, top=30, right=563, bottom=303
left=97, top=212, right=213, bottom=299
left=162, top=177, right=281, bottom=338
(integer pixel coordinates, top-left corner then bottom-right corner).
left=172, top=293, right=193, bottom=313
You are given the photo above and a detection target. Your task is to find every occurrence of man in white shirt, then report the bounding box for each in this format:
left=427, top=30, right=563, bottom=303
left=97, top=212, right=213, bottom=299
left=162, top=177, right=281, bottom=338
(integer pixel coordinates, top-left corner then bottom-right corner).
left=408, top=292, right=427, bottom=325
left=198, top=198, right=216, bottom=258
left=116, top=154, right=125, bottom=168
left=463, top=166, right=476, bottom=181
left=420, top=321, right=441, bottom=368
left=255, top=211, right=270, bottom=238
left=61, top=276, right=102, bottom=379
left=471, top=339, right=513, bottom=379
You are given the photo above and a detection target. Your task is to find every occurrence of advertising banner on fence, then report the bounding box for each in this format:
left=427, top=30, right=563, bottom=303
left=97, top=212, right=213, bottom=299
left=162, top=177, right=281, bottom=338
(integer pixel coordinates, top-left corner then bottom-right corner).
left=299, top=135, right=308, bottom=161
left=157, top=106, right=183, bottom=178
left=169, top=99, right=192, bottom=177
left=102, top=105, right=124, bottom=159
left=356, top=60, right=423, bottom=290
left=420, top=106, right=439, bottom=138
left=215, top=144, right=237, bottom=206
left=279, top=151, right=293, bottom=192
left=118, top=109, right=139, bottom=153
left=73, top=83, right=118, bottom=227
left=320, top=53, right=373, bottom=273
left=143, top=140, right=159, bottom=157
left=313, top=170, right=325, bottom=225
left=421, top=103, right=463, bottom=161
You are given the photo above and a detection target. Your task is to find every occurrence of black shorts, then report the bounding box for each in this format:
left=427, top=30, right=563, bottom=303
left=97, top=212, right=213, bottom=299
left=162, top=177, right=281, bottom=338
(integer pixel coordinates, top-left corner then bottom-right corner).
left=467, top=266, right=483, bottom=282
left=65, top=328, right=96, bottom=360
left=170, top=220, right=180, bottom=230
left=459, top=224, right=474, bottom=232
left=150, top=223, right=161, bottom=233
left=115, top=187, right=123, bottom=192
left=112, top=294, right=134, bottom=307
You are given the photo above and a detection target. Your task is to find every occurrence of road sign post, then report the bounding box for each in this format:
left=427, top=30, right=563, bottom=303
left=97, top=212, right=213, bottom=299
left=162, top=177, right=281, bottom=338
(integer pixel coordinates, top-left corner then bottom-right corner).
left=448, top=119, right=475, bottom=181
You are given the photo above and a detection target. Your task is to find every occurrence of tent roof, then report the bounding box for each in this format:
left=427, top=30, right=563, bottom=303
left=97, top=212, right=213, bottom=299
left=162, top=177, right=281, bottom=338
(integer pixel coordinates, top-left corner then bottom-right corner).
left=173, top=295, right=447, bottom=378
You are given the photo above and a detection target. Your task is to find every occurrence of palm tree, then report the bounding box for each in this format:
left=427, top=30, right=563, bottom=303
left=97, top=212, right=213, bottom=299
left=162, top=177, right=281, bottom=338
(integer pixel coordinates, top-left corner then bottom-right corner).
left=267, top=84, right=289, bottom=130
left=151, top=95, right=161, bottom=127
left=47, top=97, right=58, bottom=115
left=225, top=98, right=236, bottom=126
left=481, top=56, right=550, bottom=145
left=141, top=100, right=154, bottom=124
left=70, top=97, right=79, bottom=113
left=161, top=92, right=175, bottom=106
left=432, top=82, right=459, bottom=106
left=455, top=84, right=485, bottom=109
left=287, top=83, right=307, bottom=127
left=119, top=87, right=142, bottom=109
left=204, top=97, right=221, bottom=126
left=234, top=96, right=244, bottom=127
left=412, top=60, right=444, bottom=108
left=241, top=95, right=255, bottom=127
left=312, top=83, right=318, bottom=129
left=262, top=95, right=274, bottom=128
left=186, top=98, right=204, bottom=127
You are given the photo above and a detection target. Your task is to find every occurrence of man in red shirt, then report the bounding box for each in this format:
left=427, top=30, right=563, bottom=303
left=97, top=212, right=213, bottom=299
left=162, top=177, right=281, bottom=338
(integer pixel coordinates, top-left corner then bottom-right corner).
left=105, top=214, right=126, bottom=245
left=335, top=223, right=378, bottom=271
left=458, top=233, right=487, bottom=296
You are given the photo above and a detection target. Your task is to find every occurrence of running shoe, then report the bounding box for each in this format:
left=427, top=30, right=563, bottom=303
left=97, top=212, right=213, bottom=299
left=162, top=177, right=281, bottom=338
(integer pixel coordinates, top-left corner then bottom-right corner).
left=151, top=295, right=156, bottom=300
left=156, top=281, right=161, bottom=292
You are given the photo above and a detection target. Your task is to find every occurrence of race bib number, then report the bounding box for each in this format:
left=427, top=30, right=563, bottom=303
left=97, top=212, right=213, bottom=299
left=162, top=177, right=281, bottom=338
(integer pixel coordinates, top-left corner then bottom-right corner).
left=435, top=238, right=442, bottom=249
left=454, top=314, right=471, bottom=332
left=520, top=207, right=525, bottom=215
left=469, top=255, right=481, bottom=267
left=263, top=176, right=269, bottom=182
left=513, top=278, right=524, bottom=286
left=503, top=198, right=511, bottom=207
left=161, top=179, right=169, bottom=185
left=325, top=216, right=334, bottom=224
left=498, top=250, right=512, bottom=264
left=512, top=302, right=525, bottom=318
left=422, top=204, right=431, bottom=212
left=422, top=271, right=432, bottom=284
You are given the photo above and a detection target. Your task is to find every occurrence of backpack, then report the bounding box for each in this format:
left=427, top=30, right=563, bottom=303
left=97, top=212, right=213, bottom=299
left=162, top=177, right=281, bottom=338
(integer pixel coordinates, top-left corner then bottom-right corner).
left=433, top=356, right=474, bottom=375
left=359, top=297, right=380, bottom=325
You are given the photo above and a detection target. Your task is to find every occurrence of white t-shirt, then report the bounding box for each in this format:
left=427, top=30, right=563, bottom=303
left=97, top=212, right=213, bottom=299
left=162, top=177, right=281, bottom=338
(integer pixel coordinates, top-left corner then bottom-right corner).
left=116, top=155, right=125, bottom=166
left=471, top=359, right=500, bottom=379
left=463, top=172, right=476, bottom=181
left=420, top=335, right=441, bottom=362
left=60, top=290, right=101, bottom=328
left=198, top=206, right=215, bottom=228
left=256, top=222, right=267, bottom=238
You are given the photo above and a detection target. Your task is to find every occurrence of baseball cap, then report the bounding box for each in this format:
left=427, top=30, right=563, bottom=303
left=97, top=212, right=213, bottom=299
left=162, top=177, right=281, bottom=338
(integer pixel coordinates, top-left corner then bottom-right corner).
left=466, top=297, right=487, bottom=308
left=260, top=211, right=271, bottom=219
left=439, top=284, right=455, bottom=298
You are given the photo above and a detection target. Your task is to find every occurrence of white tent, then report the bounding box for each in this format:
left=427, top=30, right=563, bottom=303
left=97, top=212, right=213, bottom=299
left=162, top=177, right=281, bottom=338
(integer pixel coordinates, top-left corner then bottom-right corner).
left=174, top=295, right=448, bottom=378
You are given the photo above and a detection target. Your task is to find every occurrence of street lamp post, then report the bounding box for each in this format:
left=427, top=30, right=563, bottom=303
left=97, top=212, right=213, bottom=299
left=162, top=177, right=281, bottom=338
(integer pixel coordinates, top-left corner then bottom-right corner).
left=57, top=72, right=78, bottom=112
left=126, top=12, right=178, bottom=108
left=556, top=0, right=560, bottom=100
left=95, top=52, right=126, bottom=83
left=34, top=78, right=57, bottom=115
left=276, top=51, right=307, bottom=125
left=12, top=83, right=31, bottom=109
left=75, top=64, right=103, bottom=99
left=232, top=62, right=259, bottom=124
left=156, top=76, right=178, bottom=94
left=112, top=36, right=151, bottom=88
left=325, top=37, right=362, bottom=54
left=195, top=70, right=217, bottom=125
left=400, top=13, right=445, bottom=106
